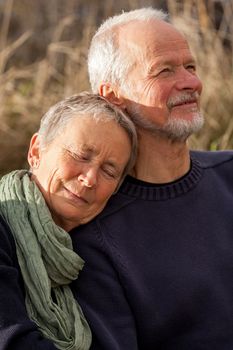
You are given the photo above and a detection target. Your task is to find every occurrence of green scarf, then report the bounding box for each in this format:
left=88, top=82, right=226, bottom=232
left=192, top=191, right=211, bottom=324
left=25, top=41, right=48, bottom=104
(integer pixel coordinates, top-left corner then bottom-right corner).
left=0, top=170, right=92, bottom=350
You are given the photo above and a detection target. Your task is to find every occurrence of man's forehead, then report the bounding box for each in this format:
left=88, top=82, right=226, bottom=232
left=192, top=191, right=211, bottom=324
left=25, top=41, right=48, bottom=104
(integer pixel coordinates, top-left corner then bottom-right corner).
left=118, top=19, right=191, bottom=69
left=119, top=19, right=188, bottom=53
left=148, top=39, right=192, bottom=58
left=119, top=18, right=180, bottom=38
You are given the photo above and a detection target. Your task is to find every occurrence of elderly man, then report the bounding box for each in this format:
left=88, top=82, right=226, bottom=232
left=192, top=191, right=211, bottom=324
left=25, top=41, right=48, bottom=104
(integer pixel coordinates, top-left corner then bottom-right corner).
left=71, top=8, right=233, bottom=350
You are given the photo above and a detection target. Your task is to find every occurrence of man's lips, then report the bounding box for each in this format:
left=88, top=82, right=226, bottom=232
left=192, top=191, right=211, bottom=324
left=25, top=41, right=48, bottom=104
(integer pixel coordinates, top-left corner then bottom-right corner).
left=172, top=98, right=198, bottom=107
left=167, top=92, right=200, bottom=109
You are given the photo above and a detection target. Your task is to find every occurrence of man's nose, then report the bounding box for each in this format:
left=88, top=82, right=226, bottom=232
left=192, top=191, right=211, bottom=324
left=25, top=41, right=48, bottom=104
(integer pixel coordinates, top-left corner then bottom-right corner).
left=175, top=68, right=203, bottom=94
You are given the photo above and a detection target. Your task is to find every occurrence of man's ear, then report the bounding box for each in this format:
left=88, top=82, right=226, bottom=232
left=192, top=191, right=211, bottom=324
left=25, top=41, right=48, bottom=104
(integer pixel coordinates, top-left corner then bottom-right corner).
left=99, top=83, right=127, bottom=109
left=27, top=133, right=41, bottom=169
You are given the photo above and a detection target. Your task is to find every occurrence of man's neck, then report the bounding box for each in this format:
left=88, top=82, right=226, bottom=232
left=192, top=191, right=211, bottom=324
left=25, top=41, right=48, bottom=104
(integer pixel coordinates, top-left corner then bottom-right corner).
left=133, top=131, right=191, bottom=184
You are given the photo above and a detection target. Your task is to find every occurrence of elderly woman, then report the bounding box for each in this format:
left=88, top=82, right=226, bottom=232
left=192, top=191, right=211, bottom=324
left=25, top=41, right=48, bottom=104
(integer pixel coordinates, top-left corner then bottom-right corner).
left=0, top=92, right=137, bottom=350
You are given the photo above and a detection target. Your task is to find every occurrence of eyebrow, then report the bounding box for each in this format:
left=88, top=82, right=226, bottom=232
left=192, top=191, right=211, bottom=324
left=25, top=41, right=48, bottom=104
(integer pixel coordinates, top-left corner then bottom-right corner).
left=65, top=144, right=96, bottom=155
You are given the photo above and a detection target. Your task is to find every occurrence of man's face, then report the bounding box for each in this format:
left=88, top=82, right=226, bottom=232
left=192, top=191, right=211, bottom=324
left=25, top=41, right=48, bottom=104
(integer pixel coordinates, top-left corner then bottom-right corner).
left=29, top=116, right=131, bottom=231
left=118, top=20, right=203, bottom=140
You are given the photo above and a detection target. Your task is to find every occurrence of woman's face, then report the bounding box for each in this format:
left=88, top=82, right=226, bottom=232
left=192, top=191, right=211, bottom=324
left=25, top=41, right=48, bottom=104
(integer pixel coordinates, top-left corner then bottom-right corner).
left=28, top=116, right=131, bottom=231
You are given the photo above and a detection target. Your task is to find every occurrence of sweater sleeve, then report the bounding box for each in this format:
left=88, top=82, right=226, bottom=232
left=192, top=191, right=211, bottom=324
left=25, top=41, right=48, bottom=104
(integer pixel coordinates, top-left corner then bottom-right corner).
left=71, top=220, right=139, bottom=350
left=0, top=216, right=57, bottom=350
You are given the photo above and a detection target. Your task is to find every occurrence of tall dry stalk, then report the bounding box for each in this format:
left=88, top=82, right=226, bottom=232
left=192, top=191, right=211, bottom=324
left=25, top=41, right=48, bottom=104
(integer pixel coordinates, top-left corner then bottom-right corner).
left=168, top=0, right=233, bottom=150
left=0, top=0, right=233, bottom=175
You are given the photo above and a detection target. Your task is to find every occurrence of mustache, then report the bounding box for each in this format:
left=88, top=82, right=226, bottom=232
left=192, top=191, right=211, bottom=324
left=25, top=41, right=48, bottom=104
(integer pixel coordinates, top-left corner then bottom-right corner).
left=167, top=92, right=199, bottom=109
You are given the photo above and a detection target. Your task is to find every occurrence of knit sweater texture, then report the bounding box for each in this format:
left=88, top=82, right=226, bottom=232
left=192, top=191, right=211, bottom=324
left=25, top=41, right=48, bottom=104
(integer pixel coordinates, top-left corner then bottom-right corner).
left=70, top=150, right=233, bottom=350
left=0, top=216, right=57, bottom=349
left=1, top=150, right=233, bottom=349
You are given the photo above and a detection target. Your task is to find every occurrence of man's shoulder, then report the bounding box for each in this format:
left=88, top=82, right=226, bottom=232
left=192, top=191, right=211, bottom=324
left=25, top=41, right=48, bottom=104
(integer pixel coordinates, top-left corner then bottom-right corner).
left=98, top=150, right=233, bottom=219
left=97, top=191, right=136, bottom=220
left=190, top=149, right=233, bottom=168
left=72, top=193, right=136, bottom=243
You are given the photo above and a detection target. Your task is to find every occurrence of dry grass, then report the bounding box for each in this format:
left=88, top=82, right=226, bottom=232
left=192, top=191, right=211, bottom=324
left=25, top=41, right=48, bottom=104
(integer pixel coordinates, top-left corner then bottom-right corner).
left=0, top=0, right=233, bottom=175
left=168, top=0, right=233, bottom=150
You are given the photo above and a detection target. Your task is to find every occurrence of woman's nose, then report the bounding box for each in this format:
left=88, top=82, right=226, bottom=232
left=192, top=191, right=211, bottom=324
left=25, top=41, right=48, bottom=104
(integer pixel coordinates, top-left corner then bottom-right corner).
left=78, top=167, right=97, bottom=188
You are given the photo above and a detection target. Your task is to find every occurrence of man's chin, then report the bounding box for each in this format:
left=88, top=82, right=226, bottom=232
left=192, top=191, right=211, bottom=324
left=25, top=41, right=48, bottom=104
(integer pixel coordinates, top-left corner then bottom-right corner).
left=161, top=113, right=204, bottom=141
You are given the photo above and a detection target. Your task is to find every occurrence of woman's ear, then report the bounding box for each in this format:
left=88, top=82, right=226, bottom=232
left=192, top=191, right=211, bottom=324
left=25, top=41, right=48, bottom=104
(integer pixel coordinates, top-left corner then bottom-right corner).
left=99, top=83, right=127, bottom=109
left=27, top=133, right=41, bottom=170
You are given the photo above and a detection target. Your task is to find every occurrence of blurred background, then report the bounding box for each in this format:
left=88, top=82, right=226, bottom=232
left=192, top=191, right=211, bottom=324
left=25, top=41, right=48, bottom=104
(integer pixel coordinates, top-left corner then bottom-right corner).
left=0, top=0, right=232, bottom=175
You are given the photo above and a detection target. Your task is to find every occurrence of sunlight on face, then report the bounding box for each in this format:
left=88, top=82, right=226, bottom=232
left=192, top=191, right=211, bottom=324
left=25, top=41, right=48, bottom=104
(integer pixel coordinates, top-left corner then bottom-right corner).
left=120, top=20, right=203, bottom=140
left=29, top=116, right=131, bottom=231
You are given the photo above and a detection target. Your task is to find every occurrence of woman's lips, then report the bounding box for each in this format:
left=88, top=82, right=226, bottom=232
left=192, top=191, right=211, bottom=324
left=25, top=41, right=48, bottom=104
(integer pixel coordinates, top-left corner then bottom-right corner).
left=64, top=187, right=89, bottom=205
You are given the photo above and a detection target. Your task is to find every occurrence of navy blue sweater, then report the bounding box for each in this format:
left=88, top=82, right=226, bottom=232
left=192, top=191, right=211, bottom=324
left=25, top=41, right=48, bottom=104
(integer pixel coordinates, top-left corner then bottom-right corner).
left=70, top=150, right=233, bottom=350
left=0, top=217, right=56, bottom=349
left=1, top=150, right=233, bottom=349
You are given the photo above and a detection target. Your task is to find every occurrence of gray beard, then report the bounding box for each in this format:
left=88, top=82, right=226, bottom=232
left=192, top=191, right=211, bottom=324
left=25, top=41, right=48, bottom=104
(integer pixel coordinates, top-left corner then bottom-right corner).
left=127, top=106, right=204, bottom=142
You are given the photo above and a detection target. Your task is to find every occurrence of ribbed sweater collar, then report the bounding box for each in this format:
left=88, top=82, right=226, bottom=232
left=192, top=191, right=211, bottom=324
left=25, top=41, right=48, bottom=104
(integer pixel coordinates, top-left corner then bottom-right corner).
left=119, top=157, right=203, bottom=201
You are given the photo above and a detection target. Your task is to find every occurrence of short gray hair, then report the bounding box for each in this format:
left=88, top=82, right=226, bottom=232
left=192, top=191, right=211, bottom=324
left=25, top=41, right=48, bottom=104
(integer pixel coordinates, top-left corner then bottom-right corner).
left=37, top=92, right=138, bottom=178
left=88, top=7, right=168, bottom=93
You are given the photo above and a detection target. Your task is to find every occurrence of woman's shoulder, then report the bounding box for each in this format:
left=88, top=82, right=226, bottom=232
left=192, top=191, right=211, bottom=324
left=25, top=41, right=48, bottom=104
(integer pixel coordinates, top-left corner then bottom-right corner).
left=0, top=214, right=10, bottom=231
left=0, top=214, right=18, bottom=263
left=0, top=214, right=14, bottom=239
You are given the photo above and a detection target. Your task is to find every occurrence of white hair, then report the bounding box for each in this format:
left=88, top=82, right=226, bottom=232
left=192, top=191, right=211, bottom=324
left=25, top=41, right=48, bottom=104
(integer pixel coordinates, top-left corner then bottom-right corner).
left=88, top=7, right=168, bottom=93
left=37, top=92, right=138, bottom=178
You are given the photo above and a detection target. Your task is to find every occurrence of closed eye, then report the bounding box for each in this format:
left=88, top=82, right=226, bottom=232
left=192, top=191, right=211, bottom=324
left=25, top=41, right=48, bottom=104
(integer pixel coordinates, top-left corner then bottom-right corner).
left=161, top=68, right=171, bottom=73
left=185, top=64, right=196, bottom=73
left=101, top=166, right=120, bottom=180
left=156, top=67, right=173, bottom=77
